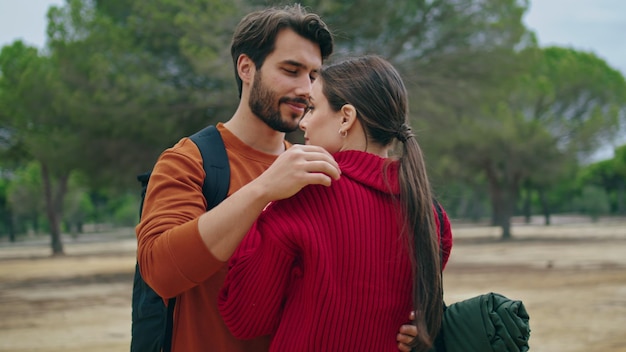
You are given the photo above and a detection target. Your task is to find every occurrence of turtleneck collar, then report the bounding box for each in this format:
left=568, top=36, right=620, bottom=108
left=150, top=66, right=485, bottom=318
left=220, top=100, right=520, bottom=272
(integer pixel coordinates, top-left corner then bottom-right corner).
left=333, top=150, right=400, bottom=195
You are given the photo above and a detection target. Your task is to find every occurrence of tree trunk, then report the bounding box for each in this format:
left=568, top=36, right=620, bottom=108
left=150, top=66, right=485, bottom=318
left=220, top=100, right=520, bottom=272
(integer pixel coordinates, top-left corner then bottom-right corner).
left=469, top=191, right=486, bottom=223
left=618, top=181, right=625, bottom=215
left=522, top=187, right=532, bottom=224
left=41, top=163, right=69, bottom=256
left=500, top=216, right=512, bottom=240
left=492, top=196, right=515, bottom=240
left=5, top=209, right=15, bottom=242
left=488, top=181, right=518, bottom=241
left=538, top=188, right=551, bottom=226
left=31, top=214, right=39, bottom=234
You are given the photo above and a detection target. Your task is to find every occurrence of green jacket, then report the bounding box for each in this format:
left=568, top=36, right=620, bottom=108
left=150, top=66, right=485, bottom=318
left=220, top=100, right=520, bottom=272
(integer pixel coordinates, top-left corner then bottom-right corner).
left=440, top=292, right=530, bottom=352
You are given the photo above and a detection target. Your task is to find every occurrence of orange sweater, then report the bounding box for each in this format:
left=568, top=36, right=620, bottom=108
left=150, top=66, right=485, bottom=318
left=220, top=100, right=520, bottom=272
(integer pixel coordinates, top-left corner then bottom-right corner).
left=136, top=123, right=284, bottom=351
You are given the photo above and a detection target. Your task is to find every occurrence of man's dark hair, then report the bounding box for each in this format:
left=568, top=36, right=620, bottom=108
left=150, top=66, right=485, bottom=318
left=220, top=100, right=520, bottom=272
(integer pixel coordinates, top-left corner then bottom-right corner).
left=230, top=4, right=334, bottom=97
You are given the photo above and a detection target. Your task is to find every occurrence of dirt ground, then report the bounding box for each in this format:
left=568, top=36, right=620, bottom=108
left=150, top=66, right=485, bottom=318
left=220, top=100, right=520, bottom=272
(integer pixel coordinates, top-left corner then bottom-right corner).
left=0, top=216, right=625, bottom=352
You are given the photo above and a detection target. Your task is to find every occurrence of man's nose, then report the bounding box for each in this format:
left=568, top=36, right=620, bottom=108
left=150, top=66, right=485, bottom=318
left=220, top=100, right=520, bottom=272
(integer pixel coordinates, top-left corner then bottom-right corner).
left=294, top=75, right=313, bottom=98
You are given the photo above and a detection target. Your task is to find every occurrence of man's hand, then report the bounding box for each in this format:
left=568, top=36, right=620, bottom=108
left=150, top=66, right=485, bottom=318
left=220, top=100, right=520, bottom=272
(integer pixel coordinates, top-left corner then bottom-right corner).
left=397, top=311, right=417, bottom=352
left=198, top=144, right=340, bottom=261
left=252, top=144, right=341, bottom=202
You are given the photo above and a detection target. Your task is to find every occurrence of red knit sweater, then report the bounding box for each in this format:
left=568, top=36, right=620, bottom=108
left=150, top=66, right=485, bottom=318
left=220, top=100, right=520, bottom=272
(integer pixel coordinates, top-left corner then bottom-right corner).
left=219, top=150, right=453, bottom=351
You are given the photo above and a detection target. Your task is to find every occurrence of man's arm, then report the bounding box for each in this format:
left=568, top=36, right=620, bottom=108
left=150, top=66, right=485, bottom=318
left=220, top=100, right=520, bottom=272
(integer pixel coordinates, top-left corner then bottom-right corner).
left=137, top=143, right=339, bottom=298
left=198, top=144, right=340, bottom=261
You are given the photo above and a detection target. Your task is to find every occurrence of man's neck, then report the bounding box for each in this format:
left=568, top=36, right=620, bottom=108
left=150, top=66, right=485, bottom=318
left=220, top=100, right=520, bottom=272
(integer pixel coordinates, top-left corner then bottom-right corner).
left=224, top=110, right=286, bottom=155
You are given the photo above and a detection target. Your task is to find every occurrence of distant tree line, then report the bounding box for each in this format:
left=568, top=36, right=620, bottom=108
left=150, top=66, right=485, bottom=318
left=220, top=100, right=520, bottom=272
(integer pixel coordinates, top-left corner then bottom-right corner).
left=1, top=0, right=625, bottom=254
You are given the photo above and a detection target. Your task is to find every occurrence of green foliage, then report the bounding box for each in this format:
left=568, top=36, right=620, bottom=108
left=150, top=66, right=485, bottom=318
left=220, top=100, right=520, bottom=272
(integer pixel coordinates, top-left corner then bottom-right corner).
left=46, top=0, right=242, bottom=188
left=573, top=185, right=611, bottom=221
left=314, top=0, right=534, bottom=124
left=433, top=179, right=491, bottom=222
left=0, top=42, right=79, bottom=176
left=529, top=47, right=626, bottom=157
left=535, top=170, right=579, bottom=214
left=0, top=44, right=32, bottom=166
left=0, top=176, right=13, bottom=238
left=434, top=43, right=626, bottom=236
left=6, top=162, right=44, bottom=234
left=577, top=159, right=616, bottom=188
left=575, top=145, right=626, bottom=214
left=111, top=194, right=140, bottom=227
left=614, top=144, right=626, bottom=177
left=63, top=172, right=94, bottom=233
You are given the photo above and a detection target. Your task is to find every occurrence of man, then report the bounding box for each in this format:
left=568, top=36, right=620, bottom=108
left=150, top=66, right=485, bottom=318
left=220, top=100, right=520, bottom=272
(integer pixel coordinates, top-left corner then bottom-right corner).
left=136, top=5, right=337, bottom=351
left=136, top=4, right=417, bottom=351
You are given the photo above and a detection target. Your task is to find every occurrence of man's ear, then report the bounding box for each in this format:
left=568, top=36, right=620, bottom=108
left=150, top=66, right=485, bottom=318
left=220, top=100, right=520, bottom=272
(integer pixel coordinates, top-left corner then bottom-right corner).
left=237, top=54, right=254, bottom=85
left=340, top=104, right=358, bottom=131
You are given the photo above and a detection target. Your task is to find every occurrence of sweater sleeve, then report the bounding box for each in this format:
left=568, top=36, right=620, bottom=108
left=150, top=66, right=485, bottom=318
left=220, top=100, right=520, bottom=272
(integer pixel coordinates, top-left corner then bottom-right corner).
left=436, top=205, right=453, bottom=270
left=135, top=138, right=225, bottom=298
left=218, top=208, right=298, bottom=339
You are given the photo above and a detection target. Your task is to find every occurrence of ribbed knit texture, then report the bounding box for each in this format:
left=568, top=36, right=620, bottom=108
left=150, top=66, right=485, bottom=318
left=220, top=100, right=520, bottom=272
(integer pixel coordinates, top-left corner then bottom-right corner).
left=219, top=150, right=453, bottom=351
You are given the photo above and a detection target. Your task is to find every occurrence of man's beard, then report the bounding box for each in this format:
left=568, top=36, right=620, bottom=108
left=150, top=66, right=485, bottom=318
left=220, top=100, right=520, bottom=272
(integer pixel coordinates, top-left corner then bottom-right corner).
left=249, top=70, right=306, bottom=133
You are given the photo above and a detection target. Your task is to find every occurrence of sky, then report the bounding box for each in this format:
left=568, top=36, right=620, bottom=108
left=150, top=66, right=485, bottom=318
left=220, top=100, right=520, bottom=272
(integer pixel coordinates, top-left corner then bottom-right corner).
left=0, top=0, right=624, bottom=157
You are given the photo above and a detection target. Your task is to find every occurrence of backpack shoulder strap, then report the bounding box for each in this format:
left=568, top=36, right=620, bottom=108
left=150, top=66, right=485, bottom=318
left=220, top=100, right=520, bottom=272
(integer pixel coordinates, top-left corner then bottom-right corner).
left=189, top=125, right=231, bottom=209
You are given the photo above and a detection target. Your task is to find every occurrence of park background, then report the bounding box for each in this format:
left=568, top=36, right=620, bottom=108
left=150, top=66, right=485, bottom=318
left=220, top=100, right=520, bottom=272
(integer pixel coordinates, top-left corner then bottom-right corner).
left=0, top=0, right=625, bottom=351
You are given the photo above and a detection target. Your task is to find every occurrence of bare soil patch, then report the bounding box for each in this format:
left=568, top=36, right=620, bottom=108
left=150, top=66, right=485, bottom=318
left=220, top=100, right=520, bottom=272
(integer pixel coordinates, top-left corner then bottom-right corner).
left=0, top=218, right=625, bottom=352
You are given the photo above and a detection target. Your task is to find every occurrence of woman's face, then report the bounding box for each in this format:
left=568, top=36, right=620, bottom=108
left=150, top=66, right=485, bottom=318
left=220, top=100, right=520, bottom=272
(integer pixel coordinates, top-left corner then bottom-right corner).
left=299, top=80, right=344, bottom=153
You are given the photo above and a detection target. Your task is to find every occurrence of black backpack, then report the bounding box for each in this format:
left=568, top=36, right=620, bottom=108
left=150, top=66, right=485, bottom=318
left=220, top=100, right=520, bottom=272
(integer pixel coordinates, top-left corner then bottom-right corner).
left=131, top=125, right=230, bottom=352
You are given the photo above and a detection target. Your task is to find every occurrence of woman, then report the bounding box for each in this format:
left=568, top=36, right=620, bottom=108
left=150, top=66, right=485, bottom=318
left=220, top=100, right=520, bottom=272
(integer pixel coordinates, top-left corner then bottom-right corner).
left=218, top=55, right=453, bottom=351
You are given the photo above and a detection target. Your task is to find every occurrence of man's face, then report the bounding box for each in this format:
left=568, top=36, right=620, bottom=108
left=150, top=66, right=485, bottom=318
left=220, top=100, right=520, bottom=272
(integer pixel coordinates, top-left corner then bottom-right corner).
left=248, top=29, right=322, bottom=133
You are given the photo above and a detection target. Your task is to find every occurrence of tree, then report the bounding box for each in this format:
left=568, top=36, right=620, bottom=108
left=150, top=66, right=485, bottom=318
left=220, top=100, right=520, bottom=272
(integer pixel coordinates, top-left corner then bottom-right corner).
left=523, top=48, right=626, bottom=225
left=46, top=0, right=241, bottom=188
left=0, top=41, right=78, bottom=254
left=613, top=145, right=626, bottom=214
left=6, top=163, right=45, bottom=237
left=63, top=172, right=94, bottom=236
left=446, top=98, right=561, bottom=238
left=307, top=0, right=533, bottom=121
left=574, top=185, right=611, bottom=222
left=434, top=46, right=626, bottom=239
left=0, top=176, right=16, bottom=241
left=578, top=145, right=626, bottom=215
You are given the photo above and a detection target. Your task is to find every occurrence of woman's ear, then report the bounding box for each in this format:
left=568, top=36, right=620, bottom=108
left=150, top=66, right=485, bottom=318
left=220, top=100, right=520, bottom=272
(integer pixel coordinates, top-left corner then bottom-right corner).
left=340, top=104, right=358, bottom=131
